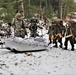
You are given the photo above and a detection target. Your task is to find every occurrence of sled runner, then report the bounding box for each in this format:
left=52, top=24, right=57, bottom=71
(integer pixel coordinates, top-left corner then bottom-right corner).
left=5, top=37, right=47, bottom=52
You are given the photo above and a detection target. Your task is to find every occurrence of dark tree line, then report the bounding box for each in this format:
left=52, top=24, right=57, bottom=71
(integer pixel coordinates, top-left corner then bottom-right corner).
left=0, top=0, right=76, bottom=22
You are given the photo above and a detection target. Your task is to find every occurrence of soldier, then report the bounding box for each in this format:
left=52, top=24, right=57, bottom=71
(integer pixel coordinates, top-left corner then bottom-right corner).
left=48, top=22, right=55, bottom=45
left=57, top=20, right=66, bottom=48
left=64, top=21, right=75, bottom=51
left=53, top=21, right=63, bottom=48
left=12, top=13, right=27, bottom=38
left=29, top=17, right=42, bottom=37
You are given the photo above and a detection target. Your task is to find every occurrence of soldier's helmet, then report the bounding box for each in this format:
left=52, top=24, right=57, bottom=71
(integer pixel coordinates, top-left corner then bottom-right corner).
left=15, top=13, right=22, bottom=18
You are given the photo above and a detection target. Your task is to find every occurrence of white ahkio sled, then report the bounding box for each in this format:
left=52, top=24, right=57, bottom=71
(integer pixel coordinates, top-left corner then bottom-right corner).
left=5, top=37, right=48, bottom=53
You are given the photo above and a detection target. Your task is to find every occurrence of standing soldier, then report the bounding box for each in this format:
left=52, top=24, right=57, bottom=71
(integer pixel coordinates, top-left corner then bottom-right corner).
left=29, top=17, right=38, bottom=37
left=53, top=21, right=63, bottom=48
left=12, top=13, right=27, bottom=38
left=57, top=20, right=66, bottom=48
left=29, top=17, right=43, bottom=37
left=48, top=22, right=55, bottom=45
left=64, top=21, right=75, bottom=51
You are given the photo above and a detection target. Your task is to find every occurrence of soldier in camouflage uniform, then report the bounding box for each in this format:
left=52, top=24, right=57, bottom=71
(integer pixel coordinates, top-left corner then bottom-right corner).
left=48, top=22, right=55, bottom=45
left=52, top=21, right=63, bottom=48
left=12, top=13, right=27, bottom=38
left=64, top=21, right=75, bottom=51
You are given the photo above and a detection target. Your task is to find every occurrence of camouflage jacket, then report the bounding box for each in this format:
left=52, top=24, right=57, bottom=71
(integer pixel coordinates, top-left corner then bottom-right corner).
left=12, top=18, right=25, bottom=31
left=48, top=26, right=55, bottom=35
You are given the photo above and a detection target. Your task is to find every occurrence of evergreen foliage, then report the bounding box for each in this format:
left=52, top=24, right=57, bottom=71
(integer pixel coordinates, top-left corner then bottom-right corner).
left=0, top=0, right=76, bottom=22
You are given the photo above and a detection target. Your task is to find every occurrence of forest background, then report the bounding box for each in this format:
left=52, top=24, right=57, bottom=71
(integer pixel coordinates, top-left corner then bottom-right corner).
left=0, top=0, right=76, bottom=22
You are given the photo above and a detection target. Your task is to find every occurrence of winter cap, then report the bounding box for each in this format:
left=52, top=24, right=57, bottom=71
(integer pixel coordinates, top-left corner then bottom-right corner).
left=15, top=13, right=22, bottom=18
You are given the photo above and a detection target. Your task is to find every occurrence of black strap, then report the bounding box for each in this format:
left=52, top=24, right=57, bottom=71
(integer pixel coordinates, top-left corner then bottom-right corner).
left=21, top=19, right=25, bottom=29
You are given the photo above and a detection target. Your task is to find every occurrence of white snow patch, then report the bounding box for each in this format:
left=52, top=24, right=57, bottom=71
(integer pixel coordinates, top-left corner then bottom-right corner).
left=0, top=28, right=76, bottom=75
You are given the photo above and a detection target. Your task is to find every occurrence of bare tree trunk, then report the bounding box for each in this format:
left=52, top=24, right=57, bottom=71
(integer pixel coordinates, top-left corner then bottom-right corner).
left=16, top=0, right=24, bottom=17
left=39, top=0, right=42, bottom=19
left=29, top=0, right=30, bottom=6
left=20, top=0, right=25, bottom=17
left=59, top=0, right=63, bottom=19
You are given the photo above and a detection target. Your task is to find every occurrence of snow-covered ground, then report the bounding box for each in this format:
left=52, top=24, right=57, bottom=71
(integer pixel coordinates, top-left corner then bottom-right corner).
left=0, top=47, right=76, bottom=75
left=0, top=28, right=76, bottom=75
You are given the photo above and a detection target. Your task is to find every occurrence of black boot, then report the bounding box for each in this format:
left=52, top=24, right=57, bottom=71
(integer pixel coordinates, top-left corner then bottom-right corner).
left=53, top=45, right=57, bottom=48
left=59, top=45, right=62, bottom=48
left=63, top=47, right=67, bottom=50
left=71, top=48, right=74, bottom=51
left=48, top=40, right=52, bottom=45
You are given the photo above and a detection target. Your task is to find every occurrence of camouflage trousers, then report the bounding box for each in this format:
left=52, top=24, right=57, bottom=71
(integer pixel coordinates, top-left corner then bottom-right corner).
left=30, top=31, right=39, bottom=37
left=15, top=30, right=25, bottom=38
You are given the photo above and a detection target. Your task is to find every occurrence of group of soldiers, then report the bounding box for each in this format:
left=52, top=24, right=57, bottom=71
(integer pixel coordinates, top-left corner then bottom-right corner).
left=48, top=19, right=75, bottom=51
left=7, top=12, right=76, bottom=51
left=12, top=13, right=43, bottom=38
